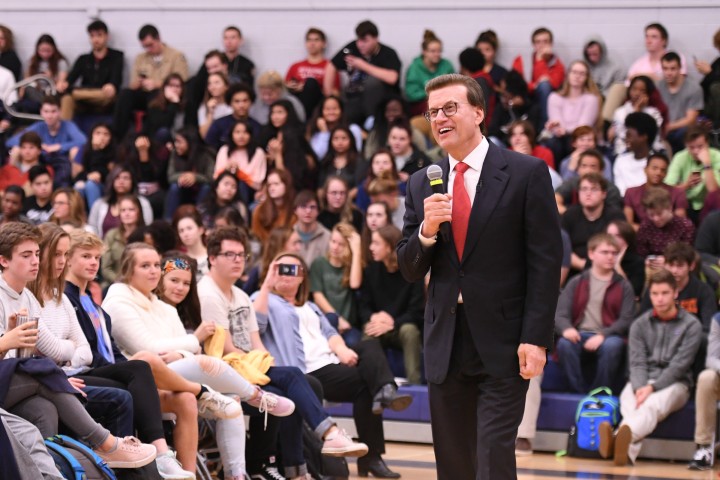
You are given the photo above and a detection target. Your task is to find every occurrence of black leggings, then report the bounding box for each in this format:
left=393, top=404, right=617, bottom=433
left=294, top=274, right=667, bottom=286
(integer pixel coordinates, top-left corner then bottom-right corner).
left=78, top=360, right=164, bottom=443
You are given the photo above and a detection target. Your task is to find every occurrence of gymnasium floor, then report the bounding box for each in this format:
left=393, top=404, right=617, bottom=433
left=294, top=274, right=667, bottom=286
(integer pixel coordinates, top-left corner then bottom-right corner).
left=344, top=442, right=716, bottom=479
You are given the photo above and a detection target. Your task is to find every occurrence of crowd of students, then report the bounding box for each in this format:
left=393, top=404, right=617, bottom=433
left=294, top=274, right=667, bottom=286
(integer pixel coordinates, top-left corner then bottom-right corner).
left=1, top=14, right=720, bottom=480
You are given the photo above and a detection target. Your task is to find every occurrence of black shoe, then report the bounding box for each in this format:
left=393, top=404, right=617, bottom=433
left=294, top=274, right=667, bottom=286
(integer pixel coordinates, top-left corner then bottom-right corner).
left=371, top=384, right=413, bottom=415
left=249, top=464, right=286, bottom=479
left=357, top=455, right=400, bottom=478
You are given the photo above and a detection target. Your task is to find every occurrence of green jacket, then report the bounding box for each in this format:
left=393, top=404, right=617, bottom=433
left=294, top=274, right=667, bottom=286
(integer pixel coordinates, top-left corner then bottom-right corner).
left=404, top=56, right=454, bottom=102
left=665, top=147, right=720, bottom=210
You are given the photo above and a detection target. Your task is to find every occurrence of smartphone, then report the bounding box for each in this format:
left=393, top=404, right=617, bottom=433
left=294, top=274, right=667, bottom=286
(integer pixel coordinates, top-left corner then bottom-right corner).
left=647, top=255, right=658, bottom=261
left=342, top=48, right=351, bottom=55
left=278, top=264, right=301, bottom=277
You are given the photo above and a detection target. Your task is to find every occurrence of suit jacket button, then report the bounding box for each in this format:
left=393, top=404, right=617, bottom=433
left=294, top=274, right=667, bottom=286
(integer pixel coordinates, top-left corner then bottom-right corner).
left=450, top=307, right=456, bottom=315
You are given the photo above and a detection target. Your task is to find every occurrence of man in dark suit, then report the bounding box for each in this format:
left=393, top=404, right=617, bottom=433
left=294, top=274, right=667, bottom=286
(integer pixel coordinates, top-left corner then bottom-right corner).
left=398, top=74, right=562, bottom=479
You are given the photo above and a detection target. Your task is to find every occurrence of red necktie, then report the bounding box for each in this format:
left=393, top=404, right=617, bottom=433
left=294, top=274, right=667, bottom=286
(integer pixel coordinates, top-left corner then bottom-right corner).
left=452, top=162, right=471, bottom=258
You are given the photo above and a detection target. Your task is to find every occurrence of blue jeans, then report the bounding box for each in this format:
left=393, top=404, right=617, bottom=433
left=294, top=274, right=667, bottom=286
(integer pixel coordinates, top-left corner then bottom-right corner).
left=244, top=366, right=333, bottom=477
left=83, top=386, right=134, bottom=437
left=82, top=180, right=103, bottom=212
left=535, top=80, right=553, bottom=126
left=164, top=182, right=211, bottom=220
left=556, top=332, right=625, bottom=393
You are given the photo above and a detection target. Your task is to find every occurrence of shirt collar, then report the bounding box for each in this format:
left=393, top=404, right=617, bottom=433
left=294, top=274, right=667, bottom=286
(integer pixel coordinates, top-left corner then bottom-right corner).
left=448, top=136, right=489, bottom=174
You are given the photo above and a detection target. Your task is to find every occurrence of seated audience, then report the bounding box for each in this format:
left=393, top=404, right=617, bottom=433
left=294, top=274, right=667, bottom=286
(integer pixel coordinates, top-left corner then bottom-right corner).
left=112, top=24, right=188, bottom=138
left=285, top=28, right=336, bottom=120
left=387, top=121, right=431, bottom=182
left=164, top=126, right=215, bottom=220
left=636, top=188, right=694, bottom=257
left=562, top=173, right=625, bottom=272
left=22, top=165, right=53, bottom=224
left=364, top=94, right=425, bottom=160
left=658, top=52, right=704, bottom=153
left=73, top=123, right=116, bottom=209
left=404, top=29, right=454, bottom=116
left=198, top=171, right=248, bottom=230
left=118, top=135, right=167, bottom=219
left=508, top=119, right=555, bottom=169
left=102, top=242, right=296, bottom=480
left=7, top=96, right=86, bottom=188
left=610, top=75, right=666, bottom=156
left=306, top=95, right=363, bottom=159
left=696, top=27, right=720, bottom=128
left=356, top=149, right=402, bottom=212
left=475, top=29, right=508, bottom=87
left=253, top=251, right=412, bottom=479
left=317, top=126, right=363, bottom=189
left=361, top=201, right=392, bottom=267
left=623, top=152, right=687, bottom=229
left=61, top=20, right=123, bottom=119
left=310, top=222, right=363, bottom=346
left=583, top=37, right=626, bottom=122
left=360, top=225, right=423, bottom=384
left=19, top=34, right=68, bottom=113
left=689, top=310, right=720, bottom=470
left=544, top=60, right=601, bottom=160
left=0, top=25, right=22, bottom=81
left=0, top=186, right=31, bottom=225
left=487, top=71, right=542, bottom=145
left=606, top=220, right=646, bottom=298
left=511, top=27, right=565, bottom=124
left=214, top=119, right=267, bottom=194
left=554, top=233, right=635, bottom=393
left=367, top=174, right=405, bottom=231
left=173, top=205, right=209, bottom=280
left=555, top=149, right=623, bottom=214
left=251, top=169, right=296, bottom=243
left=627, top=23, right=686, bottom=82
left=243, top=226, right=302, bottom=296
left=0, top=222, right=157, bottom=470
left=0, top=132, right=47, bottom=195
left=204, top=83, right=260, bottom=149
left=325, top=20, right=401, bottom=127
left=198, top=71, right=232, bottom=138
left=264, top=102, right=317, bottom=191
left=613, top=111, right=659, bottom=196
left=49, top=188, right=93, bottom=232
left=318, top=176, right=365, bottom=233
left=640, top=242, right=717, bottom=332
left=598, top=270, right=701, bottom=466
left=558, top=126, right=613, bottom=181
left=293, top=190, right=331, bottom=267
left=88, top=166, right=153, bottom=238
left=250, top=70, right=306, bottom=125
left=101, top=195, right=145, bottom=288
left=665, top=125, right=720, bottom=222
left=141, top=74, right=185, bottom=143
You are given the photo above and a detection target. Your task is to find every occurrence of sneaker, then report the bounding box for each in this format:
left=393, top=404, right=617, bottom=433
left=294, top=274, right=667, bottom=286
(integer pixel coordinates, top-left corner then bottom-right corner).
left=155, top=450, right=195, bottom=479
left=245, top=388, right=295, bottom=417
left=197, top=385, right=242, bottom=419
left=613, top=424, right=632, bottom=466
left=321, top=428, right=369, bottom=457
left=249, top=464, right=286, bottom=480
left=95, top=436, right=157, bottom=469
left=514, top=437, right=532, bottom=456
left=688, top=445, right=713, bottom=470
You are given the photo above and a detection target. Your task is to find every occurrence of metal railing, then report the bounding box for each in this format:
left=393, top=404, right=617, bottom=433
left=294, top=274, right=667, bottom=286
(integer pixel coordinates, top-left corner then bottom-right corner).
left=3, top=74, right=56, bottom=121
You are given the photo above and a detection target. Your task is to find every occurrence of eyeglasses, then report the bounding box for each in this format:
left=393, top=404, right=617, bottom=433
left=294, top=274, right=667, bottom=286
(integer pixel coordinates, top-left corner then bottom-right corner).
left=218, top=251, right=250, bottom=261
left=425, top=102, right=468, bottom=122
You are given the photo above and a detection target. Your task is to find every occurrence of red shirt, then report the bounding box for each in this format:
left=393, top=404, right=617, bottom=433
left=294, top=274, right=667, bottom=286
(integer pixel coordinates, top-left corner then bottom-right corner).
left=285, top=59, right=339, bottom=89
left=511, top=54, right=565, bottom=93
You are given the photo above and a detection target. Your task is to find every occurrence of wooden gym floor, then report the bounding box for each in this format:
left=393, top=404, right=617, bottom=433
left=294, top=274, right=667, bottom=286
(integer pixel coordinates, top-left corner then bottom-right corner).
left=344, top=442, right=716, bottom=479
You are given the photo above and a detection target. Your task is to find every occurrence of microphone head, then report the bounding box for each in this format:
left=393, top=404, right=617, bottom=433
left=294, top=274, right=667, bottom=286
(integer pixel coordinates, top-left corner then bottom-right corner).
left=426, top=164, right=443, bottom=181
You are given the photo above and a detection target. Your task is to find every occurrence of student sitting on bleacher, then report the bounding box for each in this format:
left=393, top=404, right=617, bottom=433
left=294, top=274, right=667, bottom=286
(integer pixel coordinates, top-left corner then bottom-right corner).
left=599, top=270, right=702, bottom=466
left=689, top=311, right=720, bottom=470
left=554, top=233, right=635, bottom=393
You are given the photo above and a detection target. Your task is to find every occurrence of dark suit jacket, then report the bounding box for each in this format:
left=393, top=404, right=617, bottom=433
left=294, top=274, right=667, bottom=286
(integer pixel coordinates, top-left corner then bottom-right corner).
left=397, top=141, right=562, bottom=383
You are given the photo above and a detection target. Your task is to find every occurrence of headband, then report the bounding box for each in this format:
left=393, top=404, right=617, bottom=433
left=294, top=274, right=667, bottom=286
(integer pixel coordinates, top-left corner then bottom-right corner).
left=163, top=258, right=191, bottom=275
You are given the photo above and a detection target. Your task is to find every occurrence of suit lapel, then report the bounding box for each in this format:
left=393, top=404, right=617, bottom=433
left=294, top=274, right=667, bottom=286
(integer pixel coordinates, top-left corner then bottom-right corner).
left=461, top=143, right=510, bottom=263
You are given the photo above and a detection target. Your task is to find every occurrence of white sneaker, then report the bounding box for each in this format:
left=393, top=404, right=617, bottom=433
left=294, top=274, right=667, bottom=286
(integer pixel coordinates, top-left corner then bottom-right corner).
left=197, top=385, right=242, bottom=419
left=156, top=450, right=195, bottom=479
left=94, top=436, right=156, bottom=469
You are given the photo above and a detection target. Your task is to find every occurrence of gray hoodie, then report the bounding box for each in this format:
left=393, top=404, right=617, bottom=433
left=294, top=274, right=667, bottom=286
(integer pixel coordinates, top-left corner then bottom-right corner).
left=629, top=308, right=702, bottom=391
left=584, top=37, right=626, bottom=95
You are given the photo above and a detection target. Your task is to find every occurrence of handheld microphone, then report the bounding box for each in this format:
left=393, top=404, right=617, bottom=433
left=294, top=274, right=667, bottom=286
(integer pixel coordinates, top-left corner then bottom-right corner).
left=426, top=164, right=450, bottom=243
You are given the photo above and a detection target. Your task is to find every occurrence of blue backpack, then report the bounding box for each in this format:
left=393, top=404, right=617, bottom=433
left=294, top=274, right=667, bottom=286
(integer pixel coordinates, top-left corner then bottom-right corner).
left=44, top=435, right=117, bottom=480
left=567, top=387, right=620, bottom=458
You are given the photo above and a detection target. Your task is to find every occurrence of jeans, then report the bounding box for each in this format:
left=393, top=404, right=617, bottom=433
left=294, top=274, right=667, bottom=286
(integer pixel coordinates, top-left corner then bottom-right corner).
left=83, top=385, right=134, bottom=437
left=245, top=366, right=334, bottom=477
left=534, top=80, right=553, bottom=126
left=82, top=180, right=103, bottom=212
left=556, top=332, right=625, bottom=393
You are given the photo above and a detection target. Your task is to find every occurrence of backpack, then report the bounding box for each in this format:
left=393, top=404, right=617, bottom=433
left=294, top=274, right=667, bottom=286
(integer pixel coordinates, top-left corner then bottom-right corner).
left=566, top=387, right=620, bottom=458
left=44, top=435, right=117, bottom=480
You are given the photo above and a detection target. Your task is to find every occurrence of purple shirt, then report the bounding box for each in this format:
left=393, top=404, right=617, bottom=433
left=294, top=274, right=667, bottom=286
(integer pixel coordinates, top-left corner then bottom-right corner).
left=623, top=183, right=688, bottom=225
left=636, top=216, right=695, bottom=257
